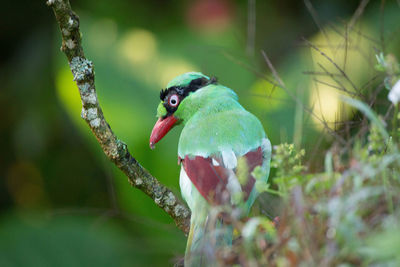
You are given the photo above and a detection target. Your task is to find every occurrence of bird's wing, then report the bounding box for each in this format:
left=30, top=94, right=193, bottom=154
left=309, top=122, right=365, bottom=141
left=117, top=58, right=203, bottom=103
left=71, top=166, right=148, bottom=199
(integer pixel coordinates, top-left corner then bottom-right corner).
left=181, top=145, right=265, bottom=205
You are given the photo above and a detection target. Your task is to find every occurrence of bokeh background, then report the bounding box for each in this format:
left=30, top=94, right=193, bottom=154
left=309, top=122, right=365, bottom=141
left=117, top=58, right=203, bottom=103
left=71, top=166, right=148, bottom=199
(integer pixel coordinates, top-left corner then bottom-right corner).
left=1, top=0, right=400, bottom=266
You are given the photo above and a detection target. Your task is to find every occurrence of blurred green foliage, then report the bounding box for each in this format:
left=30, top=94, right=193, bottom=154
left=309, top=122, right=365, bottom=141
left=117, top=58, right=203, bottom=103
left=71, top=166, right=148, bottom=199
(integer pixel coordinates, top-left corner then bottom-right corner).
left=226, top=90, right=400, bottom=265
left=271, top=143, right=306, bottom=194
left=1, top=0, right=400, bottom=265
left=0, top=214, right=152, bottom=266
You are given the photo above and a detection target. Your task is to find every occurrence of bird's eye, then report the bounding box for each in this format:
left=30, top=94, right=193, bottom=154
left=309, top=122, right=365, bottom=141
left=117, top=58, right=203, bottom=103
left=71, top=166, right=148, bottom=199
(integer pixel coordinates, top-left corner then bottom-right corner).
left=168, top=94, right=180, bottom=107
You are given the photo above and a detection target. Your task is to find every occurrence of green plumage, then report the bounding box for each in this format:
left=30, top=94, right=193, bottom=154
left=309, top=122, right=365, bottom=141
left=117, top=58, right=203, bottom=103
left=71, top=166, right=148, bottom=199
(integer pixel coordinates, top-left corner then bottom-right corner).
left=176, top=84, right=266, bottom=158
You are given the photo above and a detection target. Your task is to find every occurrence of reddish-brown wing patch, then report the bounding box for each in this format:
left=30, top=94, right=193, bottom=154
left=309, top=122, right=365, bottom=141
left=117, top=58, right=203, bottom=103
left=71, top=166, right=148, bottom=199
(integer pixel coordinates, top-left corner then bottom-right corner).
left=241, top=147, right=263, bottom=199
left=181, top=147, right=263, bottom=205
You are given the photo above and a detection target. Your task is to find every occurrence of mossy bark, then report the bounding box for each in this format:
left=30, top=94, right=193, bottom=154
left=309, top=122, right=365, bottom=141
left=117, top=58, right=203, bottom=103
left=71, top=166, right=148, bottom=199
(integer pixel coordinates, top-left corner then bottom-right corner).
left=47, top=0, right=190, bottom=234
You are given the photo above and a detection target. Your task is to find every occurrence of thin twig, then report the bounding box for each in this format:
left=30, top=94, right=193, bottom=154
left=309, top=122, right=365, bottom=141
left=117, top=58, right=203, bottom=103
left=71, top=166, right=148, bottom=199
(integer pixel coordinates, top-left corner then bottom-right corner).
left=260, top=49, right=347, bottom=145
left=379, top=0, right=386, bottom=54
left=261, top=50, right=285, bottom=87
left=222, top=50, right=280, bottom=88
left=246, top=0, right=256, bottom=56
left=313, top=78, right=352, bottom=94
left=344, top=23, right=348, bottom=72
left=47, top=0, right=191, bottom=234
left=328, top=21, right=380, bottom=46
left=304, top=38, right=361, bottom=95
left=304, top=0, right=334, bottom=56
left=316, top=63, right=360, bottom=98
left=303, top=71, right=343, bottom=77
left=348, top=0, right=370, bottom=29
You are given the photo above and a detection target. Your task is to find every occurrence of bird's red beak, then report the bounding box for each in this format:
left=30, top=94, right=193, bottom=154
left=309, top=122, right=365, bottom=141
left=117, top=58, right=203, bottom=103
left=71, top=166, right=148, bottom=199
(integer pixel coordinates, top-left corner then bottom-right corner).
left=150, top=116, right=178, bottom=149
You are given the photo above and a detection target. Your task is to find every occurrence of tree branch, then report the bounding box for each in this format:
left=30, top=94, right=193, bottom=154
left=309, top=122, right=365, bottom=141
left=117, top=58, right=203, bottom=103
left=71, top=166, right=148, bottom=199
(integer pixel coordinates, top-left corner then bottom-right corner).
left=47, top=0, right=191, bottom=234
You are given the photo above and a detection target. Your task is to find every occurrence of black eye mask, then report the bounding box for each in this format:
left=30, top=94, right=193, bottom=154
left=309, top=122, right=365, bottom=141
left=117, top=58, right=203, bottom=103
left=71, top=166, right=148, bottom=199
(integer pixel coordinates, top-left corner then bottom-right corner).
left=159, top=76, right=218, bottom=116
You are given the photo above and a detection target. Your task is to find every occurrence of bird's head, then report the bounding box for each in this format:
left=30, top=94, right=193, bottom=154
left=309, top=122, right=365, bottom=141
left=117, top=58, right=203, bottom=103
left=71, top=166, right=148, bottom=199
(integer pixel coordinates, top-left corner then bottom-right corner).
left=149, top=72, right=216, bottom=149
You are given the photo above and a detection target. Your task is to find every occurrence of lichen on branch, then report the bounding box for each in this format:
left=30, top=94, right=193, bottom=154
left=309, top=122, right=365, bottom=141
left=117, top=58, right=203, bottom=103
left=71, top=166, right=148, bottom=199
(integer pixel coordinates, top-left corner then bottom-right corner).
left=47, top=0, right=191, bottom=234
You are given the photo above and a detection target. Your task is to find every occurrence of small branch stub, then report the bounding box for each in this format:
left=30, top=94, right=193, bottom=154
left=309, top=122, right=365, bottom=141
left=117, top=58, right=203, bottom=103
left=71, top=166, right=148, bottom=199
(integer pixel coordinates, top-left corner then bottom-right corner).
left=48, top=0, right=191, bottom=234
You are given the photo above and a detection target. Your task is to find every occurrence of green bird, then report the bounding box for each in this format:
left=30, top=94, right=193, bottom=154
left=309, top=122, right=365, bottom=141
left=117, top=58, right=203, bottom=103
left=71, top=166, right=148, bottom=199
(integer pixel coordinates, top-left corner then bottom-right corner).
left=150, top=72, right=271, bottom=266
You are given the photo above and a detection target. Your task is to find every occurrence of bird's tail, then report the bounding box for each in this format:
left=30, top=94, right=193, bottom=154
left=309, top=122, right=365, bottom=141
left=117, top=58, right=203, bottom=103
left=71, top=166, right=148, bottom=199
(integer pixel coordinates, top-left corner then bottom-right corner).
left=184, top=213, right=233, bottom=266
